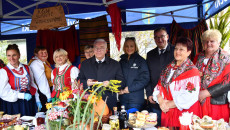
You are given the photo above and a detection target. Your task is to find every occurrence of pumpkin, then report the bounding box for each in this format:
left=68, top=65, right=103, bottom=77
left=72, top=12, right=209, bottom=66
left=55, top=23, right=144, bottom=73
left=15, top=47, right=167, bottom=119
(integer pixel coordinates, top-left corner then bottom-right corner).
left=93, top=99, right=109, bottom=116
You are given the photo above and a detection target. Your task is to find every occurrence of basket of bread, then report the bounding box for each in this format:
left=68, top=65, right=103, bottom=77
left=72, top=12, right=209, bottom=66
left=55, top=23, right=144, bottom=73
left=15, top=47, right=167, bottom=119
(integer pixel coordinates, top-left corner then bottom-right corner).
left=128, top=110, right=157, bottom=128
left=191, top=115, right=228, bottom=130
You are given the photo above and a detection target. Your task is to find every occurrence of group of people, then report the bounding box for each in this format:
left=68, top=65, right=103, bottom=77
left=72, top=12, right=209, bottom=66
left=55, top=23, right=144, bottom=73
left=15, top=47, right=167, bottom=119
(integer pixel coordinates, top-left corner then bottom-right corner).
left=0, top=27, right=230, bottom=129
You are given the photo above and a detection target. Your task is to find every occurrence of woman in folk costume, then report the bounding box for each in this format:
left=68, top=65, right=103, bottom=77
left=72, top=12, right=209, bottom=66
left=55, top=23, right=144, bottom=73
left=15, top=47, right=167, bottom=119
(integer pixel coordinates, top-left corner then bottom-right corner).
left=0, top=44, right=41, bottom=116
left=0, top=59, right=5, bottom=68
left=153, top=37, right=202, bottom=127
left=51, top=48, right=79, bottom=101
left=28, top=46, right=52, bottom=112
left=193, top=29, right=230, bottom=122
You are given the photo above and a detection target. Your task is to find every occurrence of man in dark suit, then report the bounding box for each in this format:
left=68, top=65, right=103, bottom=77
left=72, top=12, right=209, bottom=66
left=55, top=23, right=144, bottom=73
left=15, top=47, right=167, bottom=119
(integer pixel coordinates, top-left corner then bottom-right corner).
left=146, top=27, right=175, bottom=126
left=78, top=39, right=124, bottom=111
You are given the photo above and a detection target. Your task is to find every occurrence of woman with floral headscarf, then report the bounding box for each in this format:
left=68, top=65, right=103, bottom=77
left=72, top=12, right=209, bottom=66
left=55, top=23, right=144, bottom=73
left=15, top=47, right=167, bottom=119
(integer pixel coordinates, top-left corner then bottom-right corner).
left=194, top=29, right=230, bottom=122
left=153, top=37, right=202, bottom=127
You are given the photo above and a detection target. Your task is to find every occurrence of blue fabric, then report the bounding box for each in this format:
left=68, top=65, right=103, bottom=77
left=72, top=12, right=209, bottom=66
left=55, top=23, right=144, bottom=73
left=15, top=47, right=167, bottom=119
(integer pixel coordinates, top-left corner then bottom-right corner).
left=119, top=52, right=150, bottom=104
left=47, top=98, right=52, bottom=102
left=0, top=96, right=37, bottom=116
left=121, top=102, right=143, bottom=110
left=24, top=93, right=32, bottom=101
left=36, top=102, right=42, bottom=112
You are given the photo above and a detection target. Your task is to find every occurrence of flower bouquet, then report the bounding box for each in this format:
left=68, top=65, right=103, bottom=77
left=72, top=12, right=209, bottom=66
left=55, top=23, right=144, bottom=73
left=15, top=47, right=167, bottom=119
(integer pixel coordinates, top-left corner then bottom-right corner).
left=45, top=79, right=121, bottom=130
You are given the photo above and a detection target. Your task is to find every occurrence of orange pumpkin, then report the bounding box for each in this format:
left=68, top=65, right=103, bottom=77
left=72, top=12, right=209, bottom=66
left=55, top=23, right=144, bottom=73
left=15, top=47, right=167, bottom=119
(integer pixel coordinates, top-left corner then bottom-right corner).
left=93, top=99, right=109, bottom=116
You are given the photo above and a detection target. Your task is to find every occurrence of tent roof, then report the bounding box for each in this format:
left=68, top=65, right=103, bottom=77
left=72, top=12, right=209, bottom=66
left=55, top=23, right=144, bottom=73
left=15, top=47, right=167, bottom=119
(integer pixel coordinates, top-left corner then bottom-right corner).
left=1, top=0, right=204, bottom=21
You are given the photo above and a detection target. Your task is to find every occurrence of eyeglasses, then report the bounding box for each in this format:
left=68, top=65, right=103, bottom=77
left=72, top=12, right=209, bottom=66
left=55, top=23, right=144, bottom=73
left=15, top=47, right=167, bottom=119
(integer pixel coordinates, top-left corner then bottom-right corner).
left=154, top=35, right=167, bottom=40
left=94, top=47, right=106, bottom=51
left=84, top=51, right=93, bottom=54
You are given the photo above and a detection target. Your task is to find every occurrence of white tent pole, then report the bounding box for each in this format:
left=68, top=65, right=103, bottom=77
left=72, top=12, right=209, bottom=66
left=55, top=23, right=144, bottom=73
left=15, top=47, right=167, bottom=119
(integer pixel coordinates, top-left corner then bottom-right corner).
left=3, top=16, right=32, bottom=18
left=124, top=11, right=200, bottom=25
left=125, top=10, right=200, bottom=19
left=6, top=0, right=33, bottom=16
left=45, top=0, right=102, bottom=6
left=1, top=21, right=30, bottom=27
left=123, top=0, right=214, bottom=25
left=1, top=25, right=27, bottom=34
left=204, top=0, right=216, bottom=18
left=3, top=0, right=49, bottom=17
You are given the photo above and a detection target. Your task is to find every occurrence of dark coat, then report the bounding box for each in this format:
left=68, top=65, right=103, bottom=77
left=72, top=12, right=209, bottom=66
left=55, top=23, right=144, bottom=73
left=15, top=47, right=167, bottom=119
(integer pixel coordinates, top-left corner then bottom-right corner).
left=119, top=52, right=150, bottom=104
left=78, top=56, right=125, bottom=110
left=146, top=43, right=175, bottom=97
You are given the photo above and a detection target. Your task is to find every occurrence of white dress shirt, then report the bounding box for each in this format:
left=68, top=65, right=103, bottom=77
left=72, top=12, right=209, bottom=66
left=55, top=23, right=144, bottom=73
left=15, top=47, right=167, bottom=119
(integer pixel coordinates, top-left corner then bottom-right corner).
left=29, top=56, right=51, bottom=99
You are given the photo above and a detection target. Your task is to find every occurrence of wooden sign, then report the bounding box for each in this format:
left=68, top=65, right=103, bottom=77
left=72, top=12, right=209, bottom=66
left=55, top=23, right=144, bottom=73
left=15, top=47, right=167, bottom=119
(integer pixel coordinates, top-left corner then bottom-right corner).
left=30, top=5, right=67, bottom=30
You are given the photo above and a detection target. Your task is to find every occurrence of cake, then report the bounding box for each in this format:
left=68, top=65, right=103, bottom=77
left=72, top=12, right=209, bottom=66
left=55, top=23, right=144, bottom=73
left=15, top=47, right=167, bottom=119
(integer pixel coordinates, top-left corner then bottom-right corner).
left=136, top=112, right=146, bottom=121
left=200, top=116, right=214, bottom=129
left=141, top=110, right=148, bottom=115
left=135, top=119, right=145, bottom=127
left=146, top=113, right=157, bottom=125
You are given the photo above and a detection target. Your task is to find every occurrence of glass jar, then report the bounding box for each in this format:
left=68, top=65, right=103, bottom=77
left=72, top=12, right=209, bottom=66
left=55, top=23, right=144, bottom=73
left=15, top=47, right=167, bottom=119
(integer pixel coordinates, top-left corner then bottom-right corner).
left=109, top=115, right=119, bottom=130
left=102, top=124, right=111, bottom=130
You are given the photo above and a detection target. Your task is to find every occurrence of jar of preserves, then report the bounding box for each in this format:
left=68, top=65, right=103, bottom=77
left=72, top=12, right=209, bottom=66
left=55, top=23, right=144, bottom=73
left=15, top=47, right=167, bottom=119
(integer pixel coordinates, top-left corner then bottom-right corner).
left=109, top=115, right=119, bottom=130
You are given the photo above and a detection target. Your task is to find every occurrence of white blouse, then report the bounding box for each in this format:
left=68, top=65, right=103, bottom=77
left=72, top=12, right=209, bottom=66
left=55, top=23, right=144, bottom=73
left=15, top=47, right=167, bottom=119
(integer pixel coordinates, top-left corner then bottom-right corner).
left=153, top=75, right=200, bottom=111
left=0, top=63, right=40, bottom=102
left=29, top=56, right=51, bottom=99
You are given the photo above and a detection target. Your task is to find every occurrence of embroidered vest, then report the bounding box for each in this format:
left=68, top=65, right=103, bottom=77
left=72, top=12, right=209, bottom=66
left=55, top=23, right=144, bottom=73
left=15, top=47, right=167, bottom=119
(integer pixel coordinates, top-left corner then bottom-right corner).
left=3, top=64, right=36, bottom=95
left=52, top=65, right=73, bottom=92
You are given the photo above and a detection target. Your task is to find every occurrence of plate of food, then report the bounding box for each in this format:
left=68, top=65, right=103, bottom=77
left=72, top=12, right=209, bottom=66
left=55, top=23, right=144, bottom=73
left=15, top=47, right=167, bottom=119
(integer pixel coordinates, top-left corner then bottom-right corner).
left=92, top=80, right=103, bottom=84
left=190, top=115, right=227, bottom=130
left=20, top=116, right=35, bottom=122
left=128, top=111, right=157, bottom=128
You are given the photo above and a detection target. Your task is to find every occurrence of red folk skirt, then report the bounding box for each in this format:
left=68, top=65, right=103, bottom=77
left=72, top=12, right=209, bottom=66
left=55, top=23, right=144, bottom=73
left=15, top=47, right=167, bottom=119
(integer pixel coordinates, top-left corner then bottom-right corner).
left=161, top=101, right=202, bottom=127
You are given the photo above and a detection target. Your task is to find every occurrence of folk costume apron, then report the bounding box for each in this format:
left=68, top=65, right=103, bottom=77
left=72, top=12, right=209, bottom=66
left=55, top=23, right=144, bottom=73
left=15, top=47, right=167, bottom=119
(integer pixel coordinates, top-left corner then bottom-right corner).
left=51, top=65, right=74, bottom=101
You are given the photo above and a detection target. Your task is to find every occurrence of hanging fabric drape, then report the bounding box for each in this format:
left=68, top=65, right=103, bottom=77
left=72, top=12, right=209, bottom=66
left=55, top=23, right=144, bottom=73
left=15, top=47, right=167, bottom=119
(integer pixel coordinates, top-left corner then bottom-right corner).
left=36, top=25, right=79, bottom=64
left=79, top=15, right=110, bottom=62
left=106, top=0, right=122, bottom=51
left=169, top=20, right=208, bottom=60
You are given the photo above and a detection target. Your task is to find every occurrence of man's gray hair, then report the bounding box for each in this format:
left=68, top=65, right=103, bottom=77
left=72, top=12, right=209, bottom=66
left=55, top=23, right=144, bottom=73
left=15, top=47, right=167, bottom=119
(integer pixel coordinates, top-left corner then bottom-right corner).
left=94, top=39, right=107, bottom=44
left=93, top=39, right=107, bottom=48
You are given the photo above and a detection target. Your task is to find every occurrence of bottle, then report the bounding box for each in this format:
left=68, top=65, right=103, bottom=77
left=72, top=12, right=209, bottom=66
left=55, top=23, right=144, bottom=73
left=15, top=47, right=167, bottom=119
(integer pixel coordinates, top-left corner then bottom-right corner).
left=113, top=107, right=119, bottom=116
left=119, top=105, right=128, bottom=129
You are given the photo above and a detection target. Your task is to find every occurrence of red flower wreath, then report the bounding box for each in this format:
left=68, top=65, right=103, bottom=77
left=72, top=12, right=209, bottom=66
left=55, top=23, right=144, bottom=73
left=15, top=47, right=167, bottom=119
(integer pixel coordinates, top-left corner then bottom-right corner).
left=186, top=82, right=195, bottom=93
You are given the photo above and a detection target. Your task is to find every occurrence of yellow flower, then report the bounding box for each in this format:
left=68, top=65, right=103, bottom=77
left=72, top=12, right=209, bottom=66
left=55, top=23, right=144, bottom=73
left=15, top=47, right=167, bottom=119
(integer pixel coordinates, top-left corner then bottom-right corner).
left=46, top=103, right=52, bottom=109
left=88, top=95, right=97, bottom=103
left=59, top=93, right=68, bottom=101
left=88, top=90, right=93, bottom=93
left=110, top=80, right=121, bottom=84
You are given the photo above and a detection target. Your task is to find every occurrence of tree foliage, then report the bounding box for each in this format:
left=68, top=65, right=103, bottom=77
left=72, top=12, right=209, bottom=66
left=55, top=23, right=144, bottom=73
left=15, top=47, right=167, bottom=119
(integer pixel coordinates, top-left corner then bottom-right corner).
left=209, top=7, right=230, bottom=49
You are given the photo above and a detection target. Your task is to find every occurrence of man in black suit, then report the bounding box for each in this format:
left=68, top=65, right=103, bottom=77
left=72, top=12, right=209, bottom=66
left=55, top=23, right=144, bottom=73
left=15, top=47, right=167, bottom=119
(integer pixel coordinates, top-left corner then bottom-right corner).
left=78, top=39, right=124, bottom=111
left=146, top=27, right=175, bottom=126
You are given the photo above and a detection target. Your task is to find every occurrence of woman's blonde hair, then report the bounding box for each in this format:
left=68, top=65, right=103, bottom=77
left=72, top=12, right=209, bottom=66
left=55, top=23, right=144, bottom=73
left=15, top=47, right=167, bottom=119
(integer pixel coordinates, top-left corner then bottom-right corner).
left=123, top=37, right=139, bottom=54
left=53, top=48, right=71, bottom=68
left=201, top=29, right=222, bottom=43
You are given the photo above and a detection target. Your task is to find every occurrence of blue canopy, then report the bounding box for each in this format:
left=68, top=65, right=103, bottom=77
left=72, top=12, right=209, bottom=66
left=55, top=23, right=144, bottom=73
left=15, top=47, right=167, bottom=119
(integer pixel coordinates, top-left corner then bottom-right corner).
left=0, top=0, right=229, bottom=61
left=1, top=0, right=230, bottom=35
